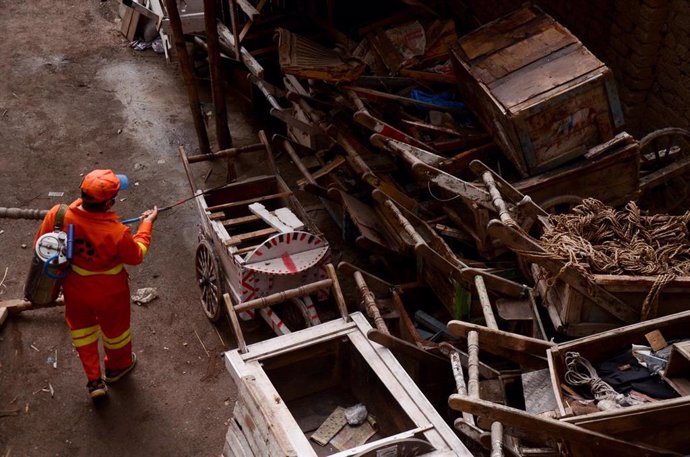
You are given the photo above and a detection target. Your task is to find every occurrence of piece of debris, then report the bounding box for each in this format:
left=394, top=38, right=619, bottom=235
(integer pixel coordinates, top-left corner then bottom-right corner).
left=20, top=244, right=27, bottom=249
left=131, top=287, right=158, bottom=305
left=48, top=191, right=64, bottom=197
left=344, top=403, right=367, bottom=426
left=30, top=344, right=39, bottom=352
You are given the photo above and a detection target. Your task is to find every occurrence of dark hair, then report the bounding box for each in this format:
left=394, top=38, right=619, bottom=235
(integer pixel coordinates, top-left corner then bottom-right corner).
left=81, top=191, right=113, bottom=212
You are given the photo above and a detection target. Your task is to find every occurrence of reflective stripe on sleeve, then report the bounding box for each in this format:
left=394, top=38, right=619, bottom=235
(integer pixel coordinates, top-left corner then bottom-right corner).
left=103, top=328, right=132, bottom=350
left=137, top=242, right=149, bottom=257
left=71, top=263, right=124, bottom=276
left=71, top=325, right=101, bottom=348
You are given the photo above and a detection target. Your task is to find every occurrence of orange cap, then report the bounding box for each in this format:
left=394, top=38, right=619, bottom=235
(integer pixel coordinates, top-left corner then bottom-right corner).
left=80, top=169, right=127, bottom=202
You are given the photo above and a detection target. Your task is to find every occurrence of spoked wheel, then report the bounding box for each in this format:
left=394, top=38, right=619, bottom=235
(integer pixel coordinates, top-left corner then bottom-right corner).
left=271, top=297, right=313, bottom=333
left=639, top=127, right=690, bottom=213
left=195, top=239, right=223, bottom=322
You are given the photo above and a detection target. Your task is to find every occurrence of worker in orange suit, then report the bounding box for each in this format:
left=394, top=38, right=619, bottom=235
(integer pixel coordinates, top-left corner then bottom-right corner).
left=34, top=169, right=158, bottom=400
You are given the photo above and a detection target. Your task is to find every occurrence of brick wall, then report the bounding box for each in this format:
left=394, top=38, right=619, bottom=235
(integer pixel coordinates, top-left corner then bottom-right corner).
left=463, top=0, right=690, bottom=137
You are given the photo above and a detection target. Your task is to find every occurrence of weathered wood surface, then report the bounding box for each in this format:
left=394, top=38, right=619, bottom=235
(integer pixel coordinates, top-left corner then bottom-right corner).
left=448, top=395, right=679, bottom=456
left=223, top=312, right=472, bottom=456
left=548, top=310, right=690, bottom=452
left=451, top=4, right=621, bottom=176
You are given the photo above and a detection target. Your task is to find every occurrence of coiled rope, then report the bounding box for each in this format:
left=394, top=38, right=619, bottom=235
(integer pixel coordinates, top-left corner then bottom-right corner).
left=564, top=351, right=620, bottom=402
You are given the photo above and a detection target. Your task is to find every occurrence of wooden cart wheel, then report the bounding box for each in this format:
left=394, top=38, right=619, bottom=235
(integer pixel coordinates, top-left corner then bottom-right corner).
left=195, top=239, right=223, bottom=322
left=272, top=297, right=313, bottom=332
left=638, top=127, right=690, bottom=212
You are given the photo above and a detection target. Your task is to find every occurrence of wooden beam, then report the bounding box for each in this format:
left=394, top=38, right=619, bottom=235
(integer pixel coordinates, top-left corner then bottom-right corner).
left=448, top=395, right=679, bottom=456
left=203, top=1, right=233, bottom=164
left=163, top=0, right=211, bottom=155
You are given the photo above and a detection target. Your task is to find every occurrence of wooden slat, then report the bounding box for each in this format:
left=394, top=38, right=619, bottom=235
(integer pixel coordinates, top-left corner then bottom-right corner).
left=474, top=26, right=576, bottom=84
left=233, top=244, right=260, bottom=256
left=489, top=44, right=603, bottom=108
left=224, top=227, right=277, bottom=246
left=459, top=7, right=544, bottom=60
left=223, top=227, right=278, bottom=246
left=222, top=214, right=261, bottom=227
left=236, top=0, right=260, bottom=19
left=207, top=191, right=292, bottom=212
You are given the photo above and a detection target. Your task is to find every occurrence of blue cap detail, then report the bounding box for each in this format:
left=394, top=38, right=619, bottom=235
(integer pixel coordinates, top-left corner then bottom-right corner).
left=116, top=174, right=129, bottom=191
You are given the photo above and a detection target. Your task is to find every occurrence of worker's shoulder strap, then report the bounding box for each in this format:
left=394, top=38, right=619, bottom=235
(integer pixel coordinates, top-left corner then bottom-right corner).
left=54, top=204, right=69, bottom=231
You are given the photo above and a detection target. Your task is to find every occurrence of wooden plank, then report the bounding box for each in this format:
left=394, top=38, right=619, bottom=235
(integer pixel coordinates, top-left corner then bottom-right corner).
left=447, top=320, right=553, bottom=357
left=478, top=26, right=575, bottom=83
left=223, top=227, right=277, bottom=246
left=489, top=44, right=603, bottom=109
left=459, top=6, right=542, bottom=60
left=449, top=395, right=680, bottom=456
left=122, top=0, right=159, bottom=21
left=248, top=203, right=293, bottom=233
left=0, top=307, right=8, bottom=328
left=221, top=214, right=261, bottom=227
left=236, top=0, right=260, bottom=19
left=274, top=208, right=304, bottom=231
left=207, top=191, right=292, bottom=212
left=310, top=406, right=347, bottom=446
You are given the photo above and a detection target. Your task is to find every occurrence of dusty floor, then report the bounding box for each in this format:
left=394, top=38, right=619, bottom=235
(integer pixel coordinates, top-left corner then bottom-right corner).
left=0, top=1, right=269, bottom=455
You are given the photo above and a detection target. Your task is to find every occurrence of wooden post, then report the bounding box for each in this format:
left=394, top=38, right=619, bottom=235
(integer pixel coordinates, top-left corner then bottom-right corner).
left=228, top=0, right=241, bottom=60
left=354, top=271, right=389, bottom=334
left=326, top=264, right=349, bottom=321
left=203, top=0, right=234, bottom=179
left=450, top=350, right=475, bottom=425
left=467, top=330, right=479, bottom=400
left=163, top=0, right=211, bottom=156
left=475, top=276, right=498, bottom=330
left=490, top=422, right=504, bottom=457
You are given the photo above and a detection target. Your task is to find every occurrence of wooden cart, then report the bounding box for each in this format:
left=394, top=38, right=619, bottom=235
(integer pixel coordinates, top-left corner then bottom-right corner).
left=223, top=312, right=472, bottom=456
left=548, top=310, right=690, bottom=454
left=180, top=132, right=340, bottom=336
left=478, top=159, right=690, bottom=337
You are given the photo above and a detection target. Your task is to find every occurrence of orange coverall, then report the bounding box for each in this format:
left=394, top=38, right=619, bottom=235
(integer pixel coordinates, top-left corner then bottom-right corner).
left=35, top=199, right=152, bottom=381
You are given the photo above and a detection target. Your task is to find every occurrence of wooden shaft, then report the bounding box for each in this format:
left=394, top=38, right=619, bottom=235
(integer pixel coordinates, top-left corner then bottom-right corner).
left=490, top=422, right=504, bottom=457
left=224, top=293, right=247, bottom=353
left=467, top=330, right=479, bottom=400
left=163, top=0, right=211, bottom=155
left=186, top=143, right=264, bottom=163
left=450, top=351, right=476, bottom=425
left=347, top=89, right=366, bottom=111
left=383, top=200, right=424, bottom=245
left=234, top=279, right=333, bottom=313
left=0, top=207, right=49, bottom=220
left=481, top=171, right=514, bottom=225
left=326, top=263, right=349, bottom=321
left=279, top=138, right=317, bottom=186
left=178, top=145, right=197, bottom=193
left=354, top=271, right=389, bottom=334
left=474, top=275, right=498, bottom=330
left=203, top=0, right=233, bottom=155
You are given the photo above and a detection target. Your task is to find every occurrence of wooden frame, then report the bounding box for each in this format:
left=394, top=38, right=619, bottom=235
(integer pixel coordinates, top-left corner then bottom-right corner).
left=223, top=312, right=472, bottom=456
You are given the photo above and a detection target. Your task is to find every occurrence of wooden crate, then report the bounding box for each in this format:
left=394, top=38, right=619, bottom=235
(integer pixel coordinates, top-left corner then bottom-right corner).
left=450, top=5, right=625, bottom=177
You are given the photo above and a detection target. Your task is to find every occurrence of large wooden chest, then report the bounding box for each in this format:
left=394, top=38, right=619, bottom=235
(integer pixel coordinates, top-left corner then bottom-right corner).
left=450, top=5, right=625, bottom=177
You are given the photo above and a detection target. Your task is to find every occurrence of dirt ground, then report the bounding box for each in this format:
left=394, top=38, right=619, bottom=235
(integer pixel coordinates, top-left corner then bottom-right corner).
left=0, top=1, right=270, bottom=455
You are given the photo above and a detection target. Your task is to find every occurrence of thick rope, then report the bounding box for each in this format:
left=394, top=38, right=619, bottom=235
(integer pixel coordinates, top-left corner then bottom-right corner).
left=539, top=199, right=690, bottom=276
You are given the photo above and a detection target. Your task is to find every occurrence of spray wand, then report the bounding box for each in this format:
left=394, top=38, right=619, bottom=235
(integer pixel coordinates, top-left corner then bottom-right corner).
left=120, top=183, right=228, bottom=225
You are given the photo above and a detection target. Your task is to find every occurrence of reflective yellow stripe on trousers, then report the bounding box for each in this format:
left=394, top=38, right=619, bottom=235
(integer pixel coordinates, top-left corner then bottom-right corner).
left=71, top=325, right=101, bottom=348
left=71, top=264, right=124, bottom=276
left=103, top=328, right=131, bottom=350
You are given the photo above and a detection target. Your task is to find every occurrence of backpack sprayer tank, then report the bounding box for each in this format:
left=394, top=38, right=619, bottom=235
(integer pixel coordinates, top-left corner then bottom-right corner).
left=24, top=205, right=73, bottom=306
